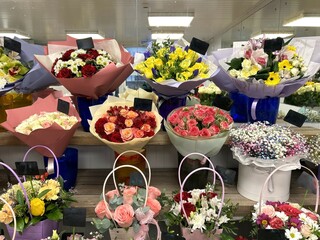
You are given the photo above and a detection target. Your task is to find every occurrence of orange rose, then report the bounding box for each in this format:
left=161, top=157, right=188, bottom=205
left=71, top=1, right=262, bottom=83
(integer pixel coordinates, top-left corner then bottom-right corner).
left=120, top=109, right=128, bottom=117
left=146, top=197, right=161, bottom=217
left=106, top=189, right=119, bottom=200
left=108, top=116, right=117, bottom=123
left=120, top=128, right=134, bottom=141
left=104, top=122, right=116, bottom=134
left=125, top=119, right=133, bottom=127
left=95, top=200, right=113, bottom=219
left=141, top=124, right=151, bottom=132
left=123, top=186, right=137, bottom=205
left=113, top=204, right=134, bottom=228
left=126, top=110, right=139, bottom=119
left=133, top=128, right=145, bottom=138
left=145, top=111, right=156, bottom=119
left=148, top=186, right=161, bottom=199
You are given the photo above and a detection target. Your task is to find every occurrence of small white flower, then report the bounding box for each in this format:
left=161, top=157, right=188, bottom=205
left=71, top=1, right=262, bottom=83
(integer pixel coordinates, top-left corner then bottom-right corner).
left=229, top=69, right=239, bottom=77
left=218, top=215, right=230, bottom=225
left=170, top=202, right=181, bottom=216
left=189, top=212, right=206, bottom=231
left=0, top=77, right=7, bottom=89
left=241, top=59, right=252, bottom=70
left=290, top=67, right=300, bottom=77
left=285, top=227, right=303, bottom=240
left=275, top=211, right=289, bottom=222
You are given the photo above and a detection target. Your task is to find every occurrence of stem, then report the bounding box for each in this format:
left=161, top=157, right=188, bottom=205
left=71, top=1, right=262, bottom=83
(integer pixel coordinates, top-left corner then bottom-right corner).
left=72, top=226, right=75, bottom=240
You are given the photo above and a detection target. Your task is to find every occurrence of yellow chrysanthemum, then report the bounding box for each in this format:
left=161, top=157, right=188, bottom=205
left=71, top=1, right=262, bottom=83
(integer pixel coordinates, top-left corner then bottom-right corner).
left=30, top=198, right=45, bottom=216
left=279, top=60, right=293, bottom=71
left=265, top=72, right=281, bottom=86
left=39, top=179, right=60, bottom=201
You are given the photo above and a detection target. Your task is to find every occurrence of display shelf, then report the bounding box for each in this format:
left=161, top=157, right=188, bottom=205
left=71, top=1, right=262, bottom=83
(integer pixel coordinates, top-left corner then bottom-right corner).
left=0, top=124, right=319, bottom=146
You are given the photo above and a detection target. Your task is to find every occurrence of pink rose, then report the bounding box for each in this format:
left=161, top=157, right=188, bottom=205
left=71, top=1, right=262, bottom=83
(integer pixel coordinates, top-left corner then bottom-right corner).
left=133, top=128, right=145, bottom=138
left=193, top=109, right=206, bottom=121
left=199, top=128, right=211, bottom=137
left=108, top=116, right=117, bottom=123
left=306, top=212, right=319, bottom=221
left=95, top=200, right=113, bottom=219
left=123, top=186, right=137, bottom=205
left=251, top=49, right=268, bottom=67
left=178, top=120, right=186, bottom=129
left=301, top=224, right=312, bottom=238
left=126, top=110, right=139, bottom=119
left=119, top=109, right=128, bottom=117
left=141, top=124, right=151, bottom=132
left=148, top=186, right=161, bottom=199
left=120, top=128, right=134, bottom=141
left=146, top=197, right=161, bottom=217
left=220, top=121, right=230, bottom=130
left=168, top=113, right=180, bottom=125
left=188, top=126, right=200, bottom=136
left=174, top=127, right=188, bottom=137
left=186, top=119, right=197, bottom=127
left=261, top=205, right=276, bottom=218
left=209, top=125, right=220, bottom=135
left=106, top=189, right=119, bottom=200
left=202, top=115, right=215, bottom=126
left=244, top=49, right=252, bottom=59
left=113, top=204, right=134, bottom=228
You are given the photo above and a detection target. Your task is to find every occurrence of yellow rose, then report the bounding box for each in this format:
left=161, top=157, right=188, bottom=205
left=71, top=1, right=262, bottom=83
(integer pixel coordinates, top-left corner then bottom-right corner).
left=174, top=47, right=186, bottom=60
left=179, top=59, right=192, bottom=69
left=40, top=179, right=60, bottom=201
left=144, top=68, right=153, bottom=79
left=30, top=198, right=45, bottom=216
left=186, top=49, right=198, bottom=62
left=156, top=48, right=167, bottom=58
left=144, top=57, right=155, bottom=69
left=154, top=58, right=163, bottom=69
left=155, top=77, right=165, bottom=83
left=169, top=52, right=178, bottom=61
left=134, top=63, right=146, bottom=73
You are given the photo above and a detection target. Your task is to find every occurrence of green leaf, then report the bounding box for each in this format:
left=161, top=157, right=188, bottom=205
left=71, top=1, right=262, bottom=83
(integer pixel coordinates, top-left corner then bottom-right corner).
left=220, top=233, right=235, bottom=240
left=16, top=190, right=24, bottom=205
left=37, top=189, right=51, bottom=199
left=29, top=216, right=41, bottom=225
left=273, top=61, right=279, bottom=72
left=16, top=217, right=25, bottom=232
left=46, top=203, right=57, bottom=211
left=46, top=208, right=63, bottom=221
left=251, top=73, right=269, bottom=80
left=92, top=218, right=111, bottom=233
left=284, top=36, right=294, bottom=46
left=226, top=58, right=244, bottom=70
left=257, top=67, right=271, bottom=74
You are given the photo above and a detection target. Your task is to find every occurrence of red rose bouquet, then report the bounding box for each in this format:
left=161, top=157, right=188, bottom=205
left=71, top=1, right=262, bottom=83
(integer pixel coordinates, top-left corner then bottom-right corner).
left=35, top=37, right=133, bottom=99
left=89, top=96, right=162, bottom=153
left=164, top=104, right=233, bottom=158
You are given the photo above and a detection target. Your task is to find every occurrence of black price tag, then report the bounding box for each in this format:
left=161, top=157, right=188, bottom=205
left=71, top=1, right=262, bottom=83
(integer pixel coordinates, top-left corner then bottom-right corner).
left=189, top=37, right=209, bottom=55
left=283, top=109, right=307, bottom=127
left=258, top=229, right=286, bottom=240
left=76, top=37, right=94, bottom=50
left=134, top=98, right=152, bottom=111
left=4, top=37, right=21, bottom=53
left=57, top=99, right=70, bottom=115
left=264, top=37, right=284, bottom=53
left=213, top=95, right=233, bottom=111
left=63, top=208, right=86, bottom=227
left=15, top=162, right=39, bottom=176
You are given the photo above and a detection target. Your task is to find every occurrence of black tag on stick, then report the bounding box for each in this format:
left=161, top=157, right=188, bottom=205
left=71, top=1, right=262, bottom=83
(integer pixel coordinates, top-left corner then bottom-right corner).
left=189, top=37, right=209, bottom=55
left=264, top=37, right=284, bottom=53
left=258, top=229, right=286, bottom=240
left=63, top=208, right=86, bottom=227
left=134, top=98, right=152, bottom=111
left=76, top=37, right=94, bottom=50
left=283, top=109, right=307, bottom=127
left=4, top=37, right=21, bottom=53
left=15, top=162, right=39, bottom=176
left=57, top=99, right=70, bottom=115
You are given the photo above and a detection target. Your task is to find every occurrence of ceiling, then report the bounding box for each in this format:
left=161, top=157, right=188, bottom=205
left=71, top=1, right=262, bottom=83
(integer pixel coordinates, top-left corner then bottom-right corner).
left=0, top=0, right=320, bottom=50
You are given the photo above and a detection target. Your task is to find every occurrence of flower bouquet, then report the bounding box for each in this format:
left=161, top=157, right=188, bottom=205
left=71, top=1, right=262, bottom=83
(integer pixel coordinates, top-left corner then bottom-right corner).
left=164, top=104, right=233, bottom=158
left=251, top=164, right=320, bottom=240
left=35, top=37, right=133, bottom=99
left=92, top=165, right=161, bottom=239
left=229, top=121, right=308, bottom=201
left=0, top=195, right=16, bottom=240
left=165, top=166, right=237, bottom=240
left=212, top=37, right=320, bottom=123
left=0, top=43, right=29, bottom=95
left=1, top=94, right=81, bottom=157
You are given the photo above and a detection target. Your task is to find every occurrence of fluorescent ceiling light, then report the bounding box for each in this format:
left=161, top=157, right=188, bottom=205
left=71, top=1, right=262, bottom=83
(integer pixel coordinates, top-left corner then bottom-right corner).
left=151, top=33, right=184, bottom=40
left=284, top=14, right=320, bottom=27
left=252, top=32, right=293, bottom=39
left=148, top=13, right=194, bottom=27
left=0, top=30, right=30, bottom=39
left=67, top=32, right=104, bottom=39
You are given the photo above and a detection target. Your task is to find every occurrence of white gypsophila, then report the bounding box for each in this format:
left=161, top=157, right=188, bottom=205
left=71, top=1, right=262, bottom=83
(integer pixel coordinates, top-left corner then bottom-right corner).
left=275, top=211, right=289, bottom=222
left=170, top=202, right=181, bottom=216
left=189, top=212, right=206, bottom=232
left=218, top=215, right=230, bottom=225
left=285, top=227, right=303, bottom=240
left=0, top=78, right=7, bottom=89
left=291, top=67, right=300, bottom=77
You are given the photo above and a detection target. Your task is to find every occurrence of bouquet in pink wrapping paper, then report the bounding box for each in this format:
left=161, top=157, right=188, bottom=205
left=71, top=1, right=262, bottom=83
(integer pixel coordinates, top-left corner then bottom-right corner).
left=0, top=94, right=81, bottom=157
left=35, top=37, right=133, bottom=99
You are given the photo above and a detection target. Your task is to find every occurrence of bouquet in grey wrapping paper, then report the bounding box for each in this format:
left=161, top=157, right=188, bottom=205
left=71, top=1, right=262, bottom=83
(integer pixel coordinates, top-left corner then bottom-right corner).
left=14, top=37, right=58, bottom=93
left=211, top=37, right=320, bottom=99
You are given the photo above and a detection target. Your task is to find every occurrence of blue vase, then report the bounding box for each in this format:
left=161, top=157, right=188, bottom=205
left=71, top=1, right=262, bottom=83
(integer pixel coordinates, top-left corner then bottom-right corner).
left=77, top=94, right=111, bottom=132
left=44, top=147, right=78, bottom=191
left=230, top=92, right=280, bottom=124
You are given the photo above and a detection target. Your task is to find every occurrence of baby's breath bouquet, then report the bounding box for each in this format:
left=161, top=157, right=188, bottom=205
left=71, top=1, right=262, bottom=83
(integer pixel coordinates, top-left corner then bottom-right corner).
left=307, top=134, right=320, bottom=165
left=0, top=175, right=75, bottom=233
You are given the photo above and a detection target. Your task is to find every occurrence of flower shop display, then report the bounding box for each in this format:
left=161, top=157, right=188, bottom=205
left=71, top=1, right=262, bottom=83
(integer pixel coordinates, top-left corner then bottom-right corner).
left=197, top=82, right=222, bottom=105
left=229, top=122, right=308, bottom=201
left=284, top=81, right=320, bottom=107
left=164, top=104, right=233, bottom=158
left=251, top=164, right=320, bottom=240
left=0, top=43, right=29, bottom=95
left=165, top=166, right=237, bottom=240
left=93, top=165, right=161, bottom=239
left=212, top=37, right=320, bottom=124
left=1, top=94, right=81, bottom=157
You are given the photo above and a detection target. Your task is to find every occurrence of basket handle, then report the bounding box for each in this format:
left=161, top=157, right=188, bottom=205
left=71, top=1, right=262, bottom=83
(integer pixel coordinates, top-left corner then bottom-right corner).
left=22, top=145, right=60, bottom=180
left=0, top=162, right=31, bottom=214
left=112, top=150, right=151, bottom=187
left=0, top=196, right=16, bottom=240
left=180, top=167, right=225, bottom=233
left=102, top=165, right=149, bottom=227
left=259, top=164, right=319, bottom=214
left=178, top=152, right=216, bottom=187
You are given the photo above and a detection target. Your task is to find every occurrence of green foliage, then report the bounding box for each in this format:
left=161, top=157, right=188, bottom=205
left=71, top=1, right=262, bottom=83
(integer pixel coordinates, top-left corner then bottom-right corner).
left=92, top=218, right=112, bottom=233
left=227, top=57, right=244, bottom=70
left=150, top=39, right=174, bottom=55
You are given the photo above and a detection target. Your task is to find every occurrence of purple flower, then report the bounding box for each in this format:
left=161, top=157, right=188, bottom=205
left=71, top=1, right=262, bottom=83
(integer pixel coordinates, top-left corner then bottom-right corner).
left=170, top=46, right=176, bottom=52
left=184, top=45, right=189, bottom=51
left=193, top=69, right=199, bottom=77
left=287, top=217, right=302, bottom=230
left=152, top=68, right=158, bottom=78
left=256, top=213, right=270, bottom=228
left=144, top=51, right=151, bottom=59
left=196, top=57, right=202, bottom=63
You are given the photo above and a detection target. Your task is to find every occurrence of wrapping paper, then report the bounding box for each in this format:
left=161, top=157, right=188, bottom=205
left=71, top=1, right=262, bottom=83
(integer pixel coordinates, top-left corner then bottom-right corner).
left=35, top=37, right=133, bottom=99
left=14, top=38, right=58, bottom=93
left=1, top=94, right=81, bottom=157
left=89, top=96, right=162, bottom=154
left=211, top=38, right=320, bottom=98
left=118, top=87, right=158, bottom=104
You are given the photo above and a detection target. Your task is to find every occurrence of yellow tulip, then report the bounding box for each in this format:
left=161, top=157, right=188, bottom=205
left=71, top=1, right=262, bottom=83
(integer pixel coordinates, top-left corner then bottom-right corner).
left=179, top=59, right=192, bottom=69
left=156, top=48, right=167, bottom=58
left=155, top=77, right=165, bottom=83
left=144, top=68, right=154, bottom=79
left=154, top=58, right=163, bottom=69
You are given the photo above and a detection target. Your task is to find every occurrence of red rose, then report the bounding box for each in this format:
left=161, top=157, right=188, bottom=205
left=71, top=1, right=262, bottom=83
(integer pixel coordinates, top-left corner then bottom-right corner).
left=87, top=49, right=100, bottom=59
left=235, top=236, right=248, bottom=240
left=78, top=54, right=92, bottom=61
left=51, top=58, right=59, bottom=73
left=181, top=202, right=196, bottom=218
left=81, top=64, right=97, bottom=77
left=57, top=68, right=73, bottom=78
left=277, top=204, right=302, bottom=218
left=200, top=192, right=217, bottom=199
left=61, top=49, right=76, bottom=61
left=144, top=130, right=155, bottom=137
left=269, top=217, right=284, bottom=229
left=173, top=191, right=191, bottom=203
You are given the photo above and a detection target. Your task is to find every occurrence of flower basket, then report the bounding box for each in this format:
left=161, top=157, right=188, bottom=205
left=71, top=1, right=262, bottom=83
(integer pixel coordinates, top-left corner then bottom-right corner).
left=0, top=196, right=16, bottom=240
left=109, top=227, right=150, bottom=240
left=253, top=164, right=320, bottom=240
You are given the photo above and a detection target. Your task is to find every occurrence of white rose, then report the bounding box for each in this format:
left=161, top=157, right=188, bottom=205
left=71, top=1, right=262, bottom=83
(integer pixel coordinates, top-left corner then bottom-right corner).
left=314, top=83, right=320, bottom=92
left=229, top=69, right=239, bottom=77
left=290, top=67, right=300, bottom=77
left=241, top=59, right=252, bottom=70
left=292, top=60, right=300, bottom=67
left=240, top=69, right=251, bottom=79
left=301, top=66, right=308, bottom=73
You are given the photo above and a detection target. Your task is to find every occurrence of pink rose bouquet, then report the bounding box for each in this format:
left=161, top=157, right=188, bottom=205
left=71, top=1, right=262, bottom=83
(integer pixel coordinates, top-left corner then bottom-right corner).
left=164, top=104, right=233, bottom=158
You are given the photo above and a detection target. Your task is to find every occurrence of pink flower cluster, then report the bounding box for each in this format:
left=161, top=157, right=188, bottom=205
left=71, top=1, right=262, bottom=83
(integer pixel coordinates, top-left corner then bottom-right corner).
left=94, top=186, right=161, bottom=229
left=167, top=104, right=233, bottom=137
